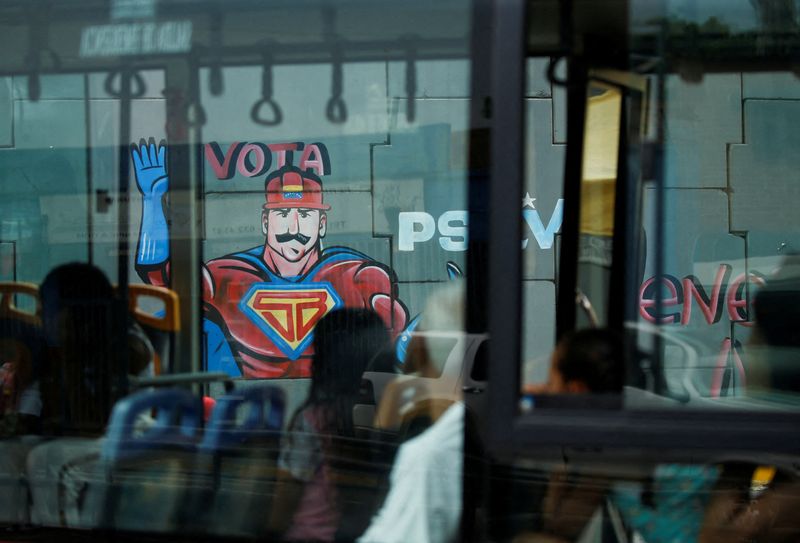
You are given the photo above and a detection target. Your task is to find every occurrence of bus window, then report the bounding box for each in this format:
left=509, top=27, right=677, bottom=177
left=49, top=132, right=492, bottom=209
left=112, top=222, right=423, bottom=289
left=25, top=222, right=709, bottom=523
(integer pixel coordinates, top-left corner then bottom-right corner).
left=481, top=1, right=800, bottom=541
left=0, top=0, right=476, bottom=540
left=506, top=0, right=800, bottom=426
left=518, top=56, right=562, bottom=387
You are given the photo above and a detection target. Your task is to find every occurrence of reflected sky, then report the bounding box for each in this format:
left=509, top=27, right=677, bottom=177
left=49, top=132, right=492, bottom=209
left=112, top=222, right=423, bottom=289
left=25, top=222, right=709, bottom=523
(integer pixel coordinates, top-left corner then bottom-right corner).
left=632, top=0, right=783, bottom=31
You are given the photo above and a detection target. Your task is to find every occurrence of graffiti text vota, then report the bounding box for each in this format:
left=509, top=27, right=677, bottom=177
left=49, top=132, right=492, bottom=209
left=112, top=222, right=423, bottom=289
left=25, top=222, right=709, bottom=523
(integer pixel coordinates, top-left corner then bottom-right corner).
left=398, top=199, right=564, bottom=252
left=205, top=141, right=331, bottom=179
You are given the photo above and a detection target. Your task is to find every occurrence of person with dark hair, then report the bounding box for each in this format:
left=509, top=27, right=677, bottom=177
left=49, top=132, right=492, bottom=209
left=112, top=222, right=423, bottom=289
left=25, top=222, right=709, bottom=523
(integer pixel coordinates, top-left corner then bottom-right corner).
left=513, top=329, right=626, bottom=542
left=543, top=328, right=625, bottom=395
left=360, top=281, right=467, bottom=543
left=38, top=263, right=126, bottom=435
left=25, top=263, right=156, bottom=527
left=270, top=307, right=391, bottom=541
left=527, top=330, right=725, bottom=543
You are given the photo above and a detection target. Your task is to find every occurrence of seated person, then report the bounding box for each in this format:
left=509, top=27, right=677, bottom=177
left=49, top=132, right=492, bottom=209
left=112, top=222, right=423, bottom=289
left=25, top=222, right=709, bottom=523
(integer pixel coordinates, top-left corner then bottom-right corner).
left=37, top=262, right=153, bottom=436
left=525, top=328, right=624, bottom=397
left=0, top=328, right=44, bottom=437
left=364, top=322, right=624, bottom=543
left=269, top=308, right=392, bottom=542
left=374, top=281, right=465, bottom=435
left=361, top=281, right=471, bottom=543
left=530, top=332, right=721, bottom=543
left=359, top=400, right=465, bottom=543
left=38, top=263, right=128, bottom=435
left=517, top=329, right=624, bottom=543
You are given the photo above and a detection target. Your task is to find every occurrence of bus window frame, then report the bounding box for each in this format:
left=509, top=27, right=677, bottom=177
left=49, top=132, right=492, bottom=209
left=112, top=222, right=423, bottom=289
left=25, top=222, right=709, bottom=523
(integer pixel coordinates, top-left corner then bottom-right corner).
left=479, top=0, right=800, bottom=460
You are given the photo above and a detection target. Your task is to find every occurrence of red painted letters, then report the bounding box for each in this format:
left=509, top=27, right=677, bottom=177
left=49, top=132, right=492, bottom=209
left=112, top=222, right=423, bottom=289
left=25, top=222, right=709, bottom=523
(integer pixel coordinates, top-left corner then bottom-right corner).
left=204, top=141, right=331, bottom=180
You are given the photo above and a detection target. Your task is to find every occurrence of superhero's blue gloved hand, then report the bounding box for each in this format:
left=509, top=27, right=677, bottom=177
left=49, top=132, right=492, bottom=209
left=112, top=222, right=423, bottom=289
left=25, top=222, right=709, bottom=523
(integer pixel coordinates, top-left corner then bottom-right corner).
left=131, top=138, right=169, bottom=196
left=131, top=138, right=170, bottom=266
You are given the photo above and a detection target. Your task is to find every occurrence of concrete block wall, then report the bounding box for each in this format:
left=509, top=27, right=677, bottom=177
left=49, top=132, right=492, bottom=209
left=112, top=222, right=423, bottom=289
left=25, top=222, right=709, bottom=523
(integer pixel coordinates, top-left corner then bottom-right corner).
left=0, top=54, right=797, bottom=391
left=642, top=72, right=800, bottom=397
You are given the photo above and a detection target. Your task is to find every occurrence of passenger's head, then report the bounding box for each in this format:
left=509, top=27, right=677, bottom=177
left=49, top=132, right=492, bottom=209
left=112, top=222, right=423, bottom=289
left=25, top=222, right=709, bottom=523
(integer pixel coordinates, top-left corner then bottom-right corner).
left=309, top=308, right=390, bottom=402
left=543, top=328, right=624, bottom=394
left=40, top=262, right=115, bottom=345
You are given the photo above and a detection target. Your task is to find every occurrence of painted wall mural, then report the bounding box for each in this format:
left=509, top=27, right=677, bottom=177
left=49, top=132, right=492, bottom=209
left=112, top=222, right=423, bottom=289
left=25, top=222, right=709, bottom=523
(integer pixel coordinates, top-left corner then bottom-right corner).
left=131, top=138, right=409, bottom=379
left=397, top=197, right=564, bottom=252
left=396, top=197, right=772, bottom=398
left=131, top=135, right=771, bottom=395
left=639, top=263, right=767, bottom=397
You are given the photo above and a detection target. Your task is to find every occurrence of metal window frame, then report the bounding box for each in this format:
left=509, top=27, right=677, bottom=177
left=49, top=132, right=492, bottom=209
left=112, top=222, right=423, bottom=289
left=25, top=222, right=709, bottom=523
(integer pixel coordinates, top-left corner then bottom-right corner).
left=477, top=0, right=800, bottom=460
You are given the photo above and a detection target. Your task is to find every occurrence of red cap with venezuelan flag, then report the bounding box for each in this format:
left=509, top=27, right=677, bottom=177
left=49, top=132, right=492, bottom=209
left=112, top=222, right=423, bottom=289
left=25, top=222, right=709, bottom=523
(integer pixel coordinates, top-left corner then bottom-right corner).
left=264, top=165, right=330, bottom=210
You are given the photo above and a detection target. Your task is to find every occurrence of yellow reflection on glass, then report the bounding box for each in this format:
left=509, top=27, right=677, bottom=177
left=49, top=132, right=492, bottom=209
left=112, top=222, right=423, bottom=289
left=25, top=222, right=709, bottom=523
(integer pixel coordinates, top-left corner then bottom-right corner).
left=575, top=82, right=623, bottom=328
left=580, top=84, right=621, bottom=237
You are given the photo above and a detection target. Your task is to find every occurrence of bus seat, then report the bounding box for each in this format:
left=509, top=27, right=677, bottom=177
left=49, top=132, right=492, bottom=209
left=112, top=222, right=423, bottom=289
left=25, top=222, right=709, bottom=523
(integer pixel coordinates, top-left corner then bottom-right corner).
left=102, top=388, right=201, bottom=462
left=82, top=389, right=202, bottom=532
left=127, top=284, right=180, bottom=375
left=0, top=281, right=178, bottom=376
left=0, top=282, right=40, bottom=328
left=200, top=383, right=284, bottom=452
left=189, top=384, right=285, bottom=537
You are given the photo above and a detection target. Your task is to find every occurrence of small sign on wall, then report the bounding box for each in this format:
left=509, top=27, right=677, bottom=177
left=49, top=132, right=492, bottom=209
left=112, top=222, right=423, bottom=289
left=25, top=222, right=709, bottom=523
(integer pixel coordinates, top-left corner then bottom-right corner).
left=80, top=21, right=192, bottom=58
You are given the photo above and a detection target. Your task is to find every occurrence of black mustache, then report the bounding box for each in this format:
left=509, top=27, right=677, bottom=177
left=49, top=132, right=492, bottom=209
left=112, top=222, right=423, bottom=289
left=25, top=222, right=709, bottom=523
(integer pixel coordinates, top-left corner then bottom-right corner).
left=276, top=232, right=312, bottom=244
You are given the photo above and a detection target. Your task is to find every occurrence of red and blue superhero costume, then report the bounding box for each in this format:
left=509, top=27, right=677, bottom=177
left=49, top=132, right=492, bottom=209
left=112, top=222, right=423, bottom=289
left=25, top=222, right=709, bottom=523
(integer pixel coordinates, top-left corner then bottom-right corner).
left=132, top=139, right=408, bottom=378
left=141, top=245, right=407, bottom=378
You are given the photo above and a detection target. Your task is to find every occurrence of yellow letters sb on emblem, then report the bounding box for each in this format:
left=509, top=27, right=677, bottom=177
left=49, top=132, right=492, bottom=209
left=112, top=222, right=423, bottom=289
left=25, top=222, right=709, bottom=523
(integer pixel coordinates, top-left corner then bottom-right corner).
left=245, top=288, right=338, bottom=351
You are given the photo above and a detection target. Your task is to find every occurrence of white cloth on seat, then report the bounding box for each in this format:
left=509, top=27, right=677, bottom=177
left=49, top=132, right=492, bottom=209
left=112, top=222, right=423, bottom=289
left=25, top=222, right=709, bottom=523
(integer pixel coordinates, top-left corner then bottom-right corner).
left=359, top=402, right=464, bottom=543
left=0, top=436, right=44, bottom=525
left=26, top=438, right=104, bottom=528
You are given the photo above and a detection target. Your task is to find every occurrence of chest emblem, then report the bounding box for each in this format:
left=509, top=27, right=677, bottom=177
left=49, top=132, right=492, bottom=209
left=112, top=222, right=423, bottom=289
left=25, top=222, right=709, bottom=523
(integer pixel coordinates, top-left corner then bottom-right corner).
left=239, top=282, right=343, bottom=360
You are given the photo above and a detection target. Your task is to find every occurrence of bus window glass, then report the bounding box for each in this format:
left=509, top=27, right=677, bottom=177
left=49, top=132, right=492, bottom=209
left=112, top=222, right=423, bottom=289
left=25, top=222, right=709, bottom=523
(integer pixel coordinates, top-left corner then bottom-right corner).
left=639, top=68, right=800, bottom=409
left=504, top=3, right=800, bottom=541
left=575, top=81, right=622, bottom=329
left=0, top=1, right=473, bottom=539
left=520, top=4, right=800, bottom=412
left=519, top=57, right=563, bottom=389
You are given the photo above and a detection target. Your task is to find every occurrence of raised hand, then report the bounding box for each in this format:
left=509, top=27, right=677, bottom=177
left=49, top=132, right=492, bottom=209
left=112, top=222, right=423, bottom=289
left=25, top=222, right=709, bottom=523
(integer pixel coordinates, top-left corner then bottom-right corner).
left=131, top=137, right=169, bottom=196
left=131, top=137, right=170, bottom=268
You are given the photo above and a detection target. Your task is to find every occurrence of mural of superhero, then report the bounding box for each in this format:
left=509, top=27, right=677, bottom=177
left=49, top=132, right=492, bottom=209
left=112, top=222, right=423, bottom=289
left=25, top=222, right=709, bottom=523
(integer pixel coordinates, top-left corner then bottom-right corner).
left=131, top=139, right=409, bottom=378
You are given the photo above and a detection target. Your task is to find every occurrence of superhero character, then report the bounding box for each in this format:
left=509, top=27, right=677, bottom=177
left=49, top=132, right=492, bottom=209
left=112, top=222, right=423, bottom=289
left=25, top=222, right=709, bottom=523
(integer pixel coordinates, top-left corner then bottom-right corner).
left=132, top=138, right=409, bottom=378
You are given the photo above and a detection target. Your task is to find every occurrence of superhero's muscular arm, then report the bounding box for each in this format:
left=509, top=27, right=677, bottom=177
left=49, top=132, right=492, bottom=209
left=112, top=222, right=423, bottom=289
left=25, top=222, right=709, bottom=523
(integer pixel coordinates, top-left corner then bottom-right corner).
left=131, top=138, right=170, bottom=286
left=353, top=263, right=409, bottom=336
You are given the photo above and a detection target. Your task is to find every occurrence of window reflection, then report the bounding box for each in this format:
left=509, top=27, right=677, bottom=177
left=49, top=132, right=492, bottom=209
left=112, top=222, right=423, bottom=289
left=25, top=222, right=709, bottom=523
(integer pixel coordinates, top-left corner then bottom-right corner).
left=575, top=81, right=623, bottom=329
